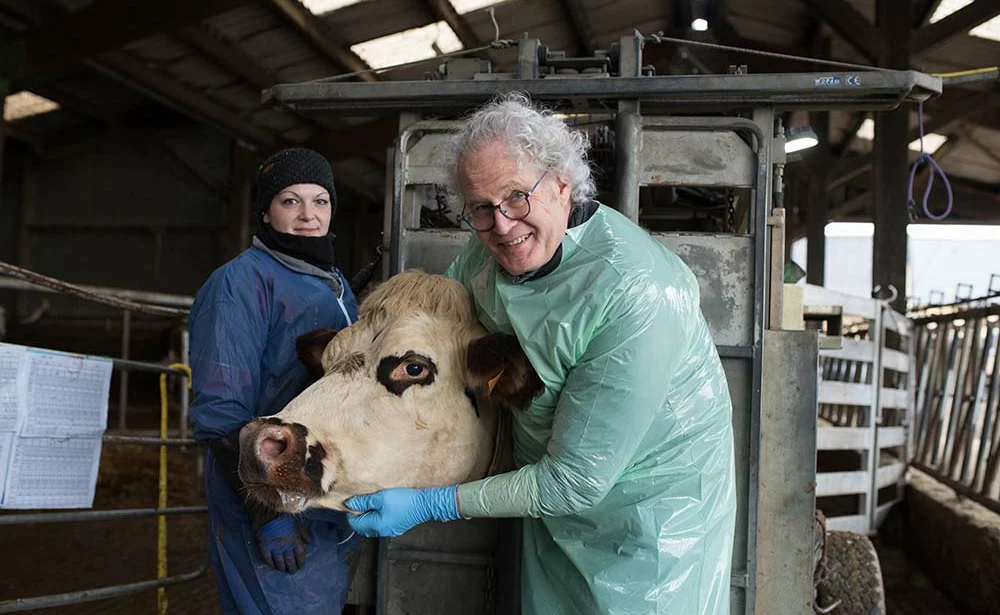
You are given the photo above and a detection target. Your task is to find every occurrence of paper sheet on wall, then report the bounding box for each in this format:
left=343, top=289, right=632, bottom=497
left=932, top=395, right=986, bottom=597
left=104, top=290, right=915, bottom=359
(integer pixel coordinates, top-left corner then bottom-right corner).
left=0, top=344, right=27, bottom=433
left=1, top=437, right=103, bottom=509
left=0, top=343, right=113, bottom=509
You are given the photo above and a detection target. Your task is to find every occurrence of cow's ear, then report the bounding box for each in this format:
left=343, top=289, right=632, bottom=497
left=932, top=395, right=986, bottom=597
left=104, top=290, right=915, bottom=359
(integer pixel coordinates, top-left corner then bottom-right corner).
left=466, top=333, right=544, bottom=409
left=297, top=328, right=339, bottom=380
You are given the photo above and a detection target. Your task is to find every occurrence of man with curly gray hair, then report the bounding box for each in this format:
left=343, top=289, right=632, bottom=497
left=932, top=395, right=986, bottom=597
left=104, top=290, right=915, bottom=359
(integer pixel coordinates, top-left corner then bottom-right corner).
left=347, top=93, right=737, bottom=615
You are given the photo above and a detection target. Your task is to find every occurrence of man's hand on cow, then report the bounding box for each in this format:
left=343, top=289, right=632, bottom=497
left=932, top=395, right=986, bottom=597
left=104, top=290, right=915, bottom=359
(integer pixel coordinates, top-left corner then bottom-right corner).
left=345, top=486, right=461, bottom=537
left=256, top=514, right=308, bottom=573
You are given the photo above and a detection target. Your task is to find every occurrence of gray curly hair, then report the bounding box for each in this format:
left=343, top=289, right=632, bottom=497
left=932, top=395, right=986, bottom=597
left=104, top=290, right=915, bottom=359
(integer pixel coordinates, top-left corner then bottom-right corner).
left=449, top=92, right=596, bottom=207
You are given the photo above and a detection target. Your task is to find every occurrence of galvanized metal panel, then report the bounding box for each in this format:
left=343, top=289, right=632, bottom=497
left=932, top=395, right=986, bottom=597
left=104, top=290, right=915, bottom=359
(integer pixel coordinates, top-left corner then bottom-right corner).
left=819, top=337, right=875, bottom=363
left=640, top=130, right=755, bottom=187
left=879, top=426, right=906, bottom=448
left=655, top=234, right=754, bottom=348
left=380, top=518, right=504, bottom=615
left=817, top=426, right=872, bottom=450
left=755, top=330, right=818, bottom=615
left=399, top=229, right=469, bottom=274
left=816, top=470, right=869, bottom=496
left=404, top=131, right=458, bottom=186
left=802, top=284, right=879, bottom=319
left=818, top=381, right=874, bottom=407
left=824, top=514, right=869, bottom=533
left=723, top=357, right=752, bottom=576
left=876, top=462, right=906, bottom=489
left=880, top=388, right=908, bottom=409
left=882, top=347, right=909, bottom=372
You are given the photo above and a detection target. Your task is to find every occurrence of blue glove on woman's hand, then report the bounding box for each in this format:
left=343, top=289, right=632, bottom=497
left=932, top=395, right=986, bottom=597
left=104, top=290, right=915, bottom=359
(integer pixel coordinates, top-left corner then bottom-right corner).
left=345, top=486, right=460, bottom=537
left=256, top=514, right=307, bottom=573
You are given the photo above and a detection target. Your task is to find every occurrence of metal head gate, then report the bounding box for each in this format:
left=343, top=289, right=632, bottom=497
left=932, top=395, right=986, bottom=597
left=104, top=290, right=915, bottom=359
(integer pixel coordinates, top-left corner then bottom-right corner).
left=911, top=300, right=1000, bottom=515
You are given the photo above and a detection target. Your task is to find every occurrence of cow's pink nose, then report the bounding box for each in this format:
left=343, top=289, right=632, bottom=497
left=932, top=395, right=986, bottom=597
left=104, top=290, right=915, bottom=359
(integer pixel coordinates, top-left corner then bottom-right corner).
left=256, top=424, right=293, bottom=462
left=260, top=436, right=287, bottom=459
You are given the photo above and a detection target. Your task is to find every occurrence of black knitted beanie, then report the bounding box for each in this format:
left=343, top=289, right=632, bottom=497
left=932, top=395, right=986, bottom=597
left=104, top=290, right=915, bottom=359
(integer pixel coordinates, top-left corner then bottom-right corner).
left=255, top=148, right=337, bottom=220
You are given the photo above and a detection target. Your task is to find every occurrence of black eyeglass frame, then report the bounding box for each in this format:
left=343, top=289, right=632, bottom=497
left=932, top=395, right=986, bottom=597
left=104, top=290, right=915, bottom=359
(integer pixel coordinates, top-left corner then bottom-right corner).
left=459, top=171, right=548, bottom=232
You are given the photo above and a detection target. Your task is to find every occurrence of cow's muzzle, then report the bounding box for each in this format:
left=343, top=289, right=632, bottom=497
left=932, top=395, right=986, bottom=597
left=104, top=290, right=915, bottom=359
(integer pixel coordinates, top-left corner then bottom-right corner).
left=238, top=419, right=316, bottom=509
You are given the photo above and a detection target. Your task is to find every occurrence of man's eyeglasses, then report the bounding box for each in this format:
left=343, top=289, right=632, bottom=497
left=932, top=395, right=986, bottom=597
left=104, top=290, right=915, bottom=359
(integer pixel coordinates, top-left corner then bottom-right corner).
left=460, top=172, right=548, bottom=232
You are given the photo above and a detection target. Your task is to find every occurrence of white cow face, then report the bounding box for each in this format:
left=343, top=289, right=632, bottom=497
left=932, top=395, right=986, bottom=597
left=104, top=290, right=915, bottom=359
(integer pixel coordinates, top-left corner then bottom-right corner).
left=238, top=270, right=542, bottom=513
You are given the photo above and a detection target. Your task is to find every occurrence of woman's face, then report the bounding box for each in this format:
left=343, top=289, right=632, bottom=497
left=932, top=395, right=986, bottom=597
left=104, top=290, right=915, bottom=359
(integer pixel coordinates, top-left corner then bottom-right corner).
left=263, top=183, right=332, bottom=236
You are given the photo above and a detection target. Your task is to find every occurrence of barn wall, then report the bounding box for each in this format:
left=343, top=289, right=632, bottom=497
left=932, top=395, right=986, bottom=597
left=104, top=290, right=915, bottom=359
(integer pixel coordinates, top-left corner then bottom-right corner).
left=6, top=118, right=234, bottom=359
left=4, top=118, right=385, bottom=360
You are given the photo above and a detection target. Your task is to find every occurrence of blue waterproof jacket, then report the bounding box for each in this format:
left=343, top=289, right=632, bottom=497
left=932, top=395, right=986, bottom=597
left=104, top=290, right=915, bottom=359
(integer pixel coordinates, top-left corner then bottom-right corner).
left=189, top=239, right=359, bottom=615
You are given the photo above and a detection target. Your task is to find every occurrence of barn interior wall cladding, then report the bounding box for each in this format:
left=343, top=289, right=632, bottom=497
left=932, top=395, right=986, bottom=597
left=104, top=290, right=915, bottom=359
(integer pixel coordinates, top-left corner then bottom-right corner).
left=4, top=119, right=236, bottom=357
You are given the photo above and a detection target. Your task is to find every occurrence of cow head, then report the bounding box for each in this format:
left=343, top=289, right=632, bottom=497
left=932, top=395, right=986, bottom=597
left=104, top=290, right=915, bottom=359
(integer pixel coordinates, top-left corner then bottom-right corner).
left=238, top=270, right=543, bottom=513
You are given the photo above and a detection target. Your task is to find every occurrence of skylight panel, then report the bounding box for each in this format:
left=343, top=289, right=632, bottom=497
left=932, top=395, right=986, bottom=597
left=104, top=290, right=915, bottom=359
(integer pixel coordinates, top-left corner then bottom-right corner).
left=301, top=0, right=366, bottom=16
left=3, top=91, right=60, bottom=122
left=929, top=0, right=1000, bottom=43
left=853, top=117, right=947, bottom=153
left=855, top=118, right=875, bottom=140
left=451, top=0, right=506, bottom=14
left=929, top=0, right=973, bottom=23
left=351, top=22, right=462, bottom=70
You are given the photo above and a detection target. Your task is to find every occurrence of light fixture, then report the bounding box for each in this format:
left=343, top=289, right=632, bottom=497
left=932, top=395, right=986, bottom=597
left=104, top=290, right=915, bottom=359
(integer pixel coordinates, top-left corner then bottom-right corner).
left=691, top=18, right=709, bottom=31
left=785, top=126, right=819, bottom=153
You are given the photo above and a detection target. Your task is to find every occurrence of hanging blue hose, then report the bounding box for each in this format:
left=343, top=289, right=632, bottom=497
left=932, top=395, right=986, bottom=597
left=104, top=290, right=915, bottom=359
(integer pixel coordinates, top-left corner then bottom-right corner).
left=906, top=100, right=954, bottom=220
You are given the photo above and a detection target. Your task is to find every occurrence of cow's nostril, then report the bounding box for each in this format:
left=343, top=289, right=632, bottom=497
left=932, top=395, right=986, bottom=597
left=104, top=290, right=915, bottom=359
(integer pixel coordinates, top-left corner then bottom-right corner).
left=260, top=437, right=287, bottom=459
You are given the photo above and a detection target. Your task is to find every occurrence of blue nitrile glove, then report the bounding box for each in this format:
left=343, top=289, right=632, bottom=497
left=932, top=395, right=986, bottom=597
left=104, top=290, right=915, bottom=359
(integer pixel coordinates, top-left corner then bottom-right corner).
left=256, top=514, right=308, bottom=573
left=345, top=486, right=460, bottom=537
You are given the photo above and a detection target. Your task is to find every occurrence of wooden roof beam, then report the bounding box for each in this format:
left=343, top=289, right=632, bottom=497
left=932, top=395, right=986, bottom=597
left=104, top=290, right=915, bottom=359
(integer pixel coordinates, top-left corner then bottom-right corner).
left=173, top=24, right=279, bottom=91
left=23, top=0, right=253, bottom=75
left=424, top=0, right=483, bottom=50
left=911, top=0, right=1000, bottom=57
left=556, top=0, right=596, bottom=57
left=803, top=0, right=881, bottom=63
left=265, top=0, right=376, bottom=82
left=88, top=51, right=281, bottom=150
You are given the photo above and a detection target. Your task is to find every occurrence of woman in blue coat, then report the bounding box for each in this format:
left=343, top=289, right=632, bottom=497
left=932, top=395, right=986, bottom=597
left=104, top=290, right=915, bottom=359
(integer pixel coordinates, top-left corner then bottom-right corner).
left=189, top=148, right=359, bottom=615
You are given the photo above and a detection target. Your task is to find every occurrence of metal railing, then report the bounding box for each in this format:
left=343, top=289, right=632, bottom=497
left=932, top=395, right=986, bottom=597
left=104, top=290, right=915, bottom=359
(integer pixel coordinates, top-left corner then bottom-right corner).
left=911, top=302, right=1000, bottom=515
left=0, top=357, right=208, bottom=614
left=803, top=285, right=914, bottom=535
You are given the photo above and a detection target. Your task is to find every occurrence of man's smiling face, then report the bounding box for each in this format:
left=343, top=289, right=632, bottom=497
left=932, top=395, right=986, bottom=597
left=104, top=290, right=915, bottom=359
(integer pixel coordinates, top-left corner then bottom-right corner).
left=458, top=139, right=572, bottom=275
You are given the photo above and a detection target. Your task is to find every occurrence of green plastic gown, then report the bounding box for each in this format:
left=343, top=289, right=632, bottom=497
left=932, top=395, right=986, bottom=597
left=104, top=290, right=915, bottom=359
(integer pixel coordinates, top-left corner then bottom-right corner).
left=446, top=205, right=736, bottom=615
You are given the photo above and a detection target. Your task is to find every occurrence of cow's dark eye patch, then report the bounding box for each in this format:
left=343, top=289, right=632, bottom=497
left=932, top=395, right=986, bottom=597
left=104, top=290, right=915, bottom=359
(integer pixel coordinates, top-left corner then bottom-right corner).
left=377, top=352, right=436, bottom=396
left=305, top=443, right=326, bottom=488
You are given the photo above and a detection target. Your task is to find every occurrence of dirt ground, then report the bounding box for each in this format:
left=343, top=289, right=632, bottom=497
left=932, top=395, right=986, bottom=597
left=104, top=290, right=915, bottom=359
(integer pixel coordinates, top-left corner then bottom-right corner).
left=873, top=537, right=967, bottom=615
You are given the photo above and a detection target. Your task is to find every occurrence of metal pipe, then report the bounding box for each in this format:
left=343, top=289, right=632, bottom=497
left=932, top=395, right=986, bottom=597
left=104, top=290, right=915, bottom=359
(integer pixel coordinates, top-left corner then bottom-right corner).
left=0, top=506, right=207, bottom=525
left=0, top=563, right=208, bottom=613
left=974, top=324, right=1000, bottom=490
left=745, top=106, right=773, bottom=615
left=265, top=70, right=942, bottom=112
left=614, top=100, right=641, bottom=222
left=118, top=309, right=131, bottom=431
left=180, top=327, right=191, bottom=439
left=0, top=277, right=194, bottom=308
left=102, top=435, right=200, bottom=446
left=111, top=358, right=187, bottom=375
left=0, top=261, right=188, bottom=317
